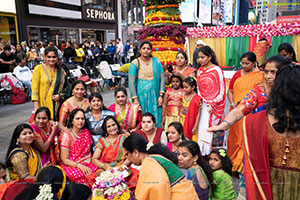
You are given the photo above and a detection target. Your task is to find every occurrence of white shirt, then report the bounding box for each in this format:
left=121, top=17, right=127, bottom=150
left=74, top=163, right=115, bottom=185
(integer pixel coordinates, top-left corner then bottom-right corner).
left=117, top=42, right=124, bottom=55
left=13, top=65, right=32, bottom=82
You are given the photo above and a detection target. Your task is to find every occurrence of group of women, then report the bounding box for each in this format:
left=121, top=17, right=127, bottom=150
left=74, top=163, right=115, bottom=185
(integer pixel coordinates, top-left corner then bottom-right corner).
left=1, top=40, right=299, bottom=200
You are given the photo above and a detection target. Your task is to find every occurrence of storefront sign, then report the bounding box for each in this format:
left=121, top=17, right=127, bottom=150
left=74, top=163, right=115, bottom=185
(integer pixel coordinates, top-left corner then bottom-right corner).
left=82, top=6, right=116, bottom=22
left=277, top=15, right=300, bottom=24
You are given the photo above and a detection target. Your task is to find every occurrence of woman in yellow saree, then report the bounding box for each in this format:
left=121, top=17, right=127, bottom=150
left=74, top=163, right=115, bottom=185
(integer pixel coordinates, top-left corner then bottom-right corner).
left=5, top=124, right=42, bottom=181
left=227, top=52, right=264, bottom=173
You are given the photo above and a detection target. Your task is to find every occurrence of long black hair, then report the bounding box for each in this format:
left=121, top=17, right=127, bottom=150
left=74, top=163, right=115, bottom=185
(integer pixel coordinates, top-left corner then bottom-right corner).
left=179, top=141, right=213, bottom=185
left=14, top=166, right=65, bottom=200
left=209, top=148, right=233, bottom=176
left=62, top=183, right=91, bottom=200
left=123, top=133, right=177, bottom=163
left=102, top=116, right=123, bottom=137
left=267, top=64, right=300, bottom=133
left=168, top=122, right=186, bottom=141
left=198, top=46, right=219, bottom=66
left=5, top=124, right=33, bottom=167
left=66, top=108, right=87, bottom=129
left=278, top=42, right=297, bottom=63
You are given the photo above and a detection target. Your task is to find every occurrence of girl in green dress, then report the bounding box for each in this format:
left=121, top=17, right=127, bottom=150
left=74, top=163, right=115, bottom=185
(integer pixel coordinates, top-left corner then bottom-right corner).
left=209, top=148, right=237, bottom=200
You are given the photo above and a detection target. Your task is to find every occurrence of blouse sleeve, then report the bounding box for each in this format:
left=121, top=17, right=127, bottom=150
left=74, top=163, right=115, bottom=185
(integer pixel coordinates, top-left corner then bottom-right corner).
left=128, top=61, right=138, bottom=98
left=10, top=151, right=30, bottom=179
left=59, top=102, right=69, bottom=125
left=31, top=65, right=41, bottom=101
left=237, top=88, right=259, bottom=115
left=96, top=139, right=104, bottom=150
left=60, top=132, right=71, bottom=149
left=135, top=157, right=171, bottom=200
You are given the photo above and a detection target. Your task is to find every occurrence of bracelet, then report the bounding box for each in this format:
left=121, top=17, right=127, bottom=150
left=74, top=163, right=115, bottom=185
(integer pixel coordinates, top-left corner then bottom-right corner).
left=223, top=120, right=231, bottom=127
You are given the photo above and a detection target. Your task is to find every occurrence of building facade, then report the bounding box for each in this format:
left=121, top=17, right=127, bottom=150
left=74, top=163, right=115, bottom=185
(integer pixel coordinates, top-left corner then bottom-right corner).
left=16, top=0, right=118, bottom=44
left=0, top=0, right=18, bottom=44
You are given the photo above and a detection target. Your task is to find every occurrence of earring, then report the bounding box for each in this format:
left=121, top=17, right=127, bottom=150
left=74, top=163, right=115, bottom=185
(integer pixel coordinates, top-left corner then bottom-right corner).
left=16, top=140, right=19, bottom=145
left=193, top=161, right=197, bottom=165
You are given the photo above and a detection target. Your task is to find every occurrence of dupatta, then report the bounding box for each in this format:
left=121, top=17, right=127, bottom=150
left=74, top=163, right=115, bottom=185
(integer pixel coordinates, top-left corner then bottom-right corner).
left=243, top=110, right=273, bottom=200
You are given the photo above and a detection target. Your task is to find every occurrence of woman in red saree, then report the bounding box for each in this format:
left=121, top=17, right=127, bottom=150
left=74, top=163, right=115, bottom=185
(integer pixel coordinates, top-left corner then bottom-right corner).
left=243, top=63, right=300, bottom=200
left=59, top=108, right=98, bottom=184
left=108, top=86, right=141, bottom=132
left=134, top=112, right=168, bottom=145
left=196, top=46, right=226, bottom=155
left=31, top=107, right=59, bottom=166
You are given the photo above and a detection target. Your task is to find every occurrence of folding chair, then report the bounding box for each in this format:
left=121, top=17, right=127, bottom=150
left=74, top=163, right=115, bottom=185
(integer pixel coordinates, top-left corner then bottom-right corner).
left=96, top=61, right=116, bottom=90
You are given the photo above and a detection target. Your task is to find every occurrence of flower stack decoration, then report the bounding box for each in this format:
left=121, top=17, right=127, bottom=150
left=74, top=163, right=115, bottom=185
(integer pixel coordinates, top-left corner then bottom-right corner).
left=92, top=169, right=133, bottom=200
left=138, top=0, right=187, bottom=69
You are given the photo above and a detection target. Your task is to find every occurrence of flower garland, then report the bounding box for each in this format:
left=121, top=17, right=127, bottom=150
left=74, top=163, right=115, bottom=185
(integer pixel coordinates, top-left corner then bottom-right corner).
left=92, top=169, right=133, bottom=200
left=187, top=23, right=300, bottom=38
left=138, top=25, right=187, bottom=44
left=34, top=184, right=53, bottom=200
left=147, top=7, right=181, bottom=16
left=146, top=4, right=179, bottom=10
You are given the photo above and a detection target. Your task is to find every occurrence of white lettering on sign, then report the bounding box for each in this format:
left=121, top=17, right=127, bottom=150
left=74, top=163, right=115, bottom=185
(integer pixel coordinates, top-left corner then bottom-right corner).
left=84, top=8, right=115, bottom=21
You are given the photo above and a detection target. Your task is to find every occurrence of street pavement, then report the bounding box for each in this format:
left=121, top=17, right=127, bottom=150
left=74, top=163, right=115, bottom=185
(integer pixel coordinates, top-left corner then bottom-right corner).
left=0, top=89, right=116, bottom=162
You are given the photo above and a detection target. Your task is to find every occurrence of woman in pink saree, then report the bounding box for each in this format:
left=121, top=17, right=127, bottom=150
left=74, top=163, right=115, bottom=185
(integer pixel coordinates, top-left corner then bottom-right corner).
left=59, top=108, right=98, bottom=184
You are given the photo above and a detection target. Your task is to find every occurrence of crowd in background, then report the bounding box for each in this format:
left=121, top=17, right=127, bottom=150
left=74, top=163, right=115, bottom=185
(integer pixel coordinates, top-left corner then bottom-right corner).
left=0, top=37, right=299, bottom=200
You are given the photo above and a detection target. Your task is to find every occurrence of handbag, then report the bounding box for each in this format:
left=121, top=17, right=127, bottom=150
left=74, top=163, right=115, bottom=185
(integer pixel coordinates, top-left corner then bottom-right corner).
left=212, top=130, right=225, bottom=148
left=78, top=75, right=90, bottom=82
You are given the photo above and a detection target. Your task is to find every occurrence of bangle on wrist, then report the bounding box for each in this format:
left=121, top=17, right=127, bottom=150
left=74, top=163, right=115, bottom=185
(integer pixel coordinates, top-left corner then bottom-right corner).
left=223, top=119, right=231, bottom=127
left=231, top=103, right=235, bottom=107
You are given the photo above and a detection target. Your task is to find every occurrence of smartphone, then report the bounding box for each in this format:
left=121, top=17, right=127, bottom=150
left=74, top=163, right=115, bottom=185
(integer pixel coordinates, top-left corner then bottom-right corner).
left=167, top=64, right=173, bottom=73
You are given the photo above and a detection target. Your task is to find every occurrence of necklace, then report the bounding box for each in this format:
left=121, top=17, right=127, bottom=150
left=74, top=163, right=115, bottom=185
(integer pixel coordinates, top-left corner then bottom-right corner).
left=106, top=136, right=118, bottom=149
left=184, top=93, right=195, bottom=102
left=116, top=103, right=128, bottom=122
left=70, top=128, right=79, bottom=139
left=140, top=57, right=151, bottom=66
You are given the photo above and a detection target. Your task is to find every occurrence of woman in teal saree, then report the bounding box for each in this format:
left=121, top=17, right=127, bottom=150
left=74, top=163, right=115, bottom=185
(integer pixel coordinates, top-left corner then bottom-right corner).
left=128, top=41, right=165, bottom=127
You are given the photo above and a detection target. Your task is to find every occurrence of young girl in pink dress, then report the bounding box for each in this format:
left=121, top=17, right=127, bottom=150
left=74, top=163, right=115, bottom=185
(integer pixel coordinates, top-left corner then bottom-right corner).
left=162, top=75, right=183, bottom=131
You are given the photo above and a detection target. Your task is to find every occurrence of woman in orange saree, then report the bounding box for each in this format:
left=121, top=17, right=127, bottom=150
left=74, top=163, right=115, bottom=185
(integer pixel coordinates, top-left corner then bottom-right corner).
left=227, top=52, right=264, bottom=173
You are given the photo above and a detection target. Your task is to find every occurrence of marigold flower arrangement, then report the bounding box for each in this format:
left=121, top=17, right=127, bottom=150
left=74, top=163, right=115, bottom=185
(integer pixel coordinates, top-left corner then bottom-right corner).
left=139, top=0, right=187, bottom=70
left=92, top=168, right=133, bottom=200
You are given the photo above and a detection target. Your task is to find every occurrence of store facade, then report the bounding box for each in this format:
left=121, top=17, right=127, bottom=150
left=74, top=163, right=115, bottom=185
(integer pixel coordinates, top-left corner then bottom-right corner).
left=0, top=0, right=19, bottom=44
left=16, top=0, right=118, bottom=44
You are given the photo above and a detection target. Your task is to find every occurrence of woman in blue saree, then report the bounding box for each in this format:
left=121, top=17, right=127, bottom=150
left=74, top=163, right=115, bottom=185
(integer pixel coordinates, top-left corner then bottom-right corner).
left=128, top=41, right=165, bottom=127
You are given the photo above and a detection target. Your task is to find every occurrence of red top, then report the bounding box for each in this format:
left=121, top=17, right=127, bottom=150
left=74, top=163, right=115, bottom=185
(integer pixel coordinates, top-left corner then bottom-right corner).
left=229, top=70, right=242, bottom=90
